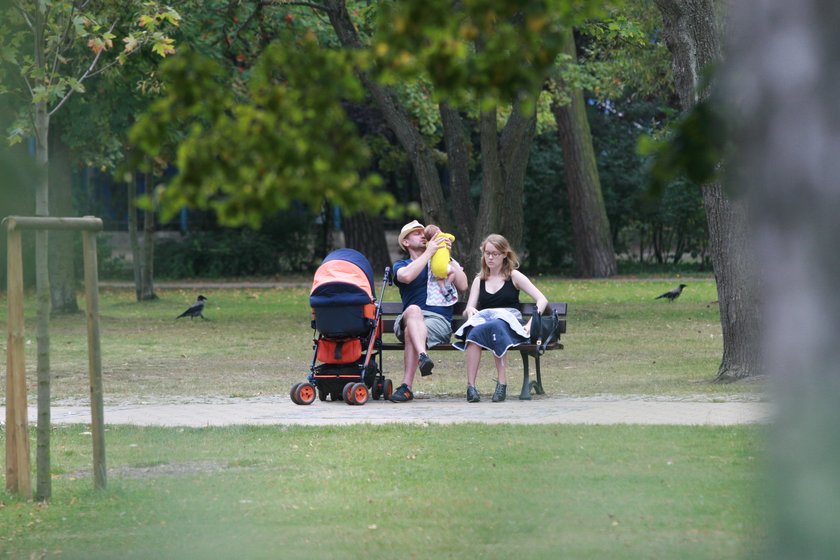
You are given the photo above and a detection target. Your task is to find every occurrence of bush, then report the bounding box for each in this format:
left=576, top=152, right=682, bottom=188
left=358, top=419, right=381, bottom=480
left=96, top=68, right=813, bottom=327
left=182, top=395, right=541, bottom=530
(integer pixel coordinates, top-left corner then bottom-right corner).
left=153, top=210, right=318, bottom=279
left=521, top=95, right=710, bottom=273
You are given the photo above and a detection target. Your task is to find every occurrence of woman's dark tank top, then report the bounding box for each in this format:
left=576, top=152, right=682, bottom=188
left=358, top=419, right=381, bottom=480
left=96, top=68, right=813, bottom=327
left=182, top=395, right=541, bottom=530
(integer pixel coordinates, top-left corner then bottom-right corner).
left=478, top=278, right=520, bottom=310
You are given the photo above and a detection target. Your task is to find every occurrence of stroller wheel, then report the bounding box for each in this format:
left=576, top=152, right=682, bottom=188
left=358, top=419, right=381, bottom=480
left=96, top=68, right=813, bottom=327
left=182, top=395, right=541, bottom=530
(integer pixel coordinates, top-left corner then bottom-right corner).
left=382, top=378, right=394, bottom=400
left=318, top=387, right=328, bottom=401
left=290, top=382, right=303, bottom=404
left=350, top=382, right=369, bottom=406
left=343, top=382, right=356, bottom=404
left=294, top=382, right=317, bottom=405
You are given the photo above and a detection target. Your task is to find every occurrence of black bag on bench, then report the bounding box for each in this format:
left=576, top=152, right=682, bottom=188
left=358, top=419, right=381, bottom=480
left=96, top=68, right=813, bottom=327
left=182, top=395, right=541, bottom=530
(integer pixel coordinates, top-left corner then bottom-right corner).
left=530, top=309, right=563, bottom=355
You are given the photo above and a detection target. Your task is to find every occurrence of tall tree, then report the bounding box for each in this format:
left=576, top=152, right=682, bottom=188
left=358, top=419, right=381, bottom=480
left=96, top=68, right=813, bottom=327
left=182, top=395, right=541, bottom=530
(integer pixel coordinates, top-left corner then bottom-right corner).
left=551, top=29, right=618, bottom=277
left=344, top=212, right=391, bottom=277
left=128, top=40, right=394, bottom=230
left=725, top=1, right=840, bottom=555
left=128, top=170, right=157, bottom=300
left=47, top=132, right=79, bottom=313
left=326, top=0, right=573, bottom=272
left=129, top=1, right=622, bottom=276
left=1, top=0, right=179, bottom=500
left=654, top=0, right=760, bottom=381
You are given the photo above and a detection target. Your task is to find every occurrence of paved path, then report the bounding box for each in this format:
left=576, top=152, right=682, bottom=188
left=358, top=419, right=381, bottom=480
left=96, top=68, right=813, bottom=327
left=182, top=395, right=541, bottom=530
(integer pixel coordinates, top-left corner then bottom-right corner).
left=8, top=397, right=771, bottom=427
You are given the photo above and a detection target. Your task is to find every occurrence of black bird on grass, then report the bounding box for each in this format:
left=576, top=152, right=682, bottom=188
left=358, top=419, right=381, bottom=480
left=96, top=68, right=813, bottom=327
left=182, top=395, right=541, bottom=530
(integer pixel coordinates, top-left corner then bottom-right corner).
left=176, top=295, right=208, bottom=319
left=655, top=284, right=687, bottom=302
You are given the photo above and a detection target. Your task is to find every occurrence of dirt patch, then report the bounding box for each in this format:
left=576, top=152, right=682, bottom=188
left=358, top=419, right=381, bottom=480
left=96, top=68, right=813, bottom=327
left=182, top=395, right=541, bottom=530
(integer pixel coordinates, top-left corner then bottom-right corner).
left=61, top=460, right=258, bottom=480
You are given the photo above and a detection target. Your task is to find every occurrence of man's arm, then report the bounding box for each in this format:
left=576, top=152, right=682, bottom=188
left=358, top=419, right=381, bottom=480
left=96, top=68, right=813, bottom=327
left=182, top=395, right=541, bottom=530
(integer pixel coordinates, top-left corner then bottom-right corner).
left=447, top=258, right=469, bottom=292
left=395, top=236, right=446, bottom=284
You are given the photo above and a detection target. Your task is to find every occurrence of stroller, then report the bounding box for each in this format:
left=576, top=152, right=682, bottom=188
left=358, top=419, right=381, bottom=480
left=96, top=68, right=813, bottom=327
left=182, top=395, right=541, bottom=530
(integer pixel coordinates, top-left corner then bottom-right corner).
left=290, top=248, right=393, bottom=405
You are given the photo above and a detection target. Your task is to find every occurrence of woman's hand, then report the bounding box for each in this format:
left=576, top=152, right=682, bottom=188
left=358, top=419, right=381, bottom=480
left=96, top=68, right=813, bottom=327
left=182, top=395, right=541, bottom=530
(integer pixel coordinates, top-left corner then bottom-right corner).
left=523, top=318, right=532, bottom=335
left=463, top=306, right=478, bottom=319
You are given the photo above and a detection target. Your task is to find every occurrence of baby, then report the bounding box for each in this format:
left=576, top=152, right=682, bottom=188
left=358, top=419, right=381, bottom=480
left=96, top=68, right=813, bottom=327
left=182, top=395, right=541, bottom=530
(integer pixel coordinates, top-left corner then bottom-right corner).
left=424, top=225, right=458, bottom=306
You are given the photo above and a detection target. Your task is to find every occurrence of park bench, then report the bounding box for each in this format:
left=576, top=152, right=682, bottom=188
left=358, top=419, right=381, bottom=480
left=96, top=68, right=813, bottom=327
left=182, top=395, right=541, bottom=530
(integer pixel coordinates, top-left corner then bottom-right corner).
left=379, top=300, right=567, bottom=399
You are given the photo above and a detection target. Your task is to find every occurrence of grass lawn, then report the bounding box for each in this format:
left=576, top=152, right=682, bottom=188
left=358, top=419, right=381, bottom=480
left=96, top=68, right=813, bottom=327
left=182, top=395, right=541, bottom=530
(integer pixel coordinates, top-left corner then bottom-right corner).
left=1, top=276, right=768, bottom=558
left=0, top=275, right=761, bottom=403
left=0, top=424, right=767, bottom=559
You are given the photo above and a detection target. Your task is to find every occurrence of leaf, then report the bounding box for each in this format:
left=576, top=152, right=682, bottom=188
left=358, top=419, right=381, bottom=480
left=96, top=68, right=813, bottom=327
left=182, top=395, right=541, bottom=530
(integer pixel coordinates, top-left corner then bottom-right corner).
left=67, top=77, right=86, bottom=94
left=32, top=85, right=50, bottom=104
left=152, top=37, right=176, bottom=57
left=122, top=33, right=139, bottom=53
left=87, top=38, right=105, bottom=54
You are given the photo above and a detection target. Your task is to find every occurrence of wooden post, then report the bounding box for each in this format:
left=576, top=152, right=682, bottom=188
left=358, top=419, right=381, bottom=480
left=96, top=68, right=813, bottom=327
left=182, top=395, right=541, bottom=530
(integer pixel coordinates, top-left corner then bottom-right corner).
left=5, top=224, right=32, bottom=496
left=82, top=230, right=106, bottom=489
left=3, top=215, right=104, bottom=496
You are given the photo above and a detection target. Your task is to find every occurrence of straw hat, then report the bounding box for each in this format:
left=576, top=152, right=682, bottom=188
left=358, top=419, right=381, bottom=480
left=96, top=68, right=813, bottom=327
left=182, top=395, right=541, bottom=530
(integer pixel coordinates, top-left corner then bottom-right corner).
left=398, top=219, right=425, bottom=246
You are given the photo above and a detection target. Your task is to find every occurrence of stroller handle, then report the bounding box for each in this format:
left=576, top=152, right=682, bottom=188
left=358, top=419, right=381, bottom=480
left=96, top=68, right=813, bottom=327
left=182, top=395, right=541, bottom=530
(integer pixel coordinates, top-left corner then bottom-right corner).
left=362, top=266, right=391, bottom=369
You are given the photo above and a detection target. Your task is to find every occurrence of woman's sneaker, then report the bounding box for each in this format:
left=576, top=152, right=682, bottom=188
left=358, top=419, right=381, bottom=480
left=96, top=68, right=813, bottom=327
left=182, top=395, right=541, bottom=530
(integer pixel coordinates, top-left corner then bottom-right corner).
left=389, top=383, right=414, bottom=403
left=466, top=385, right=481, bottom=403
left=492, top=382, right=507, bottom=402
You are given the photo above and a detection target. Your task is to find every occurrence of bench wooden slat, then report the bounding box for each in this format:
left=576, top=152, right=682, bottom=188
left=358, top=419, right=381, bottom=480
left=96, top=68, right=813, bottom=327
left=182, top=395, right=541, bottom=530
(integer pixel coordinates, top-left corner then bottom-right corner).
left=380, top=300, right=567, bottom=316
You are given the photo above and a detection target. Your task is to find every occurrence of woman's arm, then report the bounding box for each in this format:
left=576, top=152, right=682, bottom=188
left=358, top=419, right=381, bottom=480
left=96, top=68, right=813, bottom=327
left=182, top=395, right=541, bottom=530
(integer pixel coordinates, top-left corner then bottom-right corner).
left=462, top=276, right=481, bottom=318
left=511, top=270, right=548, bottom=314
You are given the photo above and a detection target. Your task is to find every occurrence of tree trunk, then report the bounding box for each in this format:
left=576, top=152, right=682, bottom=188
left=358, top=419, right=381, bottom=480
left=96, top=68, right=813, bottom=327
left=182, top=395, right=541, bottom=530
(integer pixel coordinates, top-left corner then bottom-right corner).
left=34, top=101, right=52, bottom=504
left=552, top=30, right=617, bottom=278
left=727, top=1, right=840, bottom=555
left=655, top=0, right=760, bottom=380
left=326, top=0, right=538, bottom=277
left=470, top=103, right=537, bottom=272
left=32, top=2, right=52, bottom=500
left=140, top=206, right=157, bottom=300
left=473, top=108, right=506, bottom=270
left=129, top=171, right=158, bottom=301
left=344, top=212, right=392, bottom=280
left=702, top=184, right=759, bottom=379
left=140, top=172, right=157, bottom=300
left=440, top=102, right=476, bottom=266
left=128, top=176, right=141, bottom=298
left=325, top=0, right=452, bottom=233
left=498, top=100, right=537, bottom=255
left=48, top=131, right=79, bottom=314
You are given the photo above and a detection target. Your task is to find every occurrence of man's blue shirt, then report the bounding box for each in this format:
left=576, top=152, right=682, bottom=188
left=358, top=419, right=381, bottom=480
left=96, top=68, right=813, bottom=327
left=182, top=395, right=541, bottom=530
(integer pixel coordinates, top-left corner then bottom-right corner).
left=392, top=258, right=454, bottom=321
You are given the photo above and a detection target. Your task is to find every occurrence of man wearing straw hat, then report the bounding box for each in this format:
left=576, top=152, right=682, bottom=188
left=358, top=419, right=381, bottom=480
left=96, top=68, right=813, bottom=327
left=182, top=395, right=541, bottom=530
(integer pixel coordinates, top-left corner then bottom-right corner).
left=390, top=219, right=468, bottom=402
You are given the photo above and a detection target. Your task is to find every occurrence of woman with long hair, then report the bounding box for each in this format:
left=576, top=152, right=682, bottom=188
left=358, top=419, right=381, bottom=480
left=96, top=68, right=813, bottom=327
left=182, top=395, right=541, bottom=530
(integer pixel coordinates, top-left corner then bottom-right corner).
left=454, top=234, right=547, bottom=402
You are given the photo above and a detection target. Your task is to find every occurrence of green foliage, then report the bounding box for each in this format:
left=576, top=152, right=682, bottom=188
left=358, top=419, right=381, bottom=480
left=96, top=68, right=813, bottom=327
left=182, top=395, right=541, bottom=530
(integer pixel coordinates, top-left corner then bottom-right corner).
left=0, top=0, right=181, bottom=145
left=152, top=212, right=318, bottom=278
left=575, top=1, right=674, bottom=100
left=522, top=96, right=708, bottom=270
left=128, top=39, right=396, bottom=228
left=373, top=0, right=612, bottom=110
left=523, top=132, right=574, bottom=271
left=638, top=98, right=731, bottom=196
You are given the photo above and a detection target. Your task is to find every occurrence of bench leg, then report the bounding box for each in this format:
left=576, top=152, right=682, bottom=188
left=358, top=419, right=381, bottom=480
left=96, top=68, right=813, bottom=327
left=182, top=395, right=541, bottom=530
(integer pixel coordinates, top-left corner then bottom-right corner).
left=519, top=350, right=532, bottom=400
left=534, top=354, right=545, bottom=395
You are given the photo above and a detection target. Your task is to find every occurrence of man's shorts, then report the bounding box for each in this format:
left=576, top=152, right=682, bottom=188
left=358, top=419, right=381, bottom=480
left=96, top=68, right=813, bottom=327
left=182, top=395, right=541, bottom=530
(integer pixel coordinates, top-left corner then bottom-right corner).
left=393, top=309, right=451, bottom=347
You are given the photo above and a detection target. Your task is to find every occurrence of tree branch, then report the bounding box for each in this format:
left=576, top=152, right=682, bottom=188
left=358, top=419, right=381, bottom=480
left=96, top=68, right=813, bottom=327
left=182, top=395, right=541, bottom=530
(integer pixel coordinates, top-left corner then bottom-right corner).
left=50, top=4, right=79, bottom=81
left=48, top=20, right=117, bottom=117
left=13, top=2, right=35, bottom=30
left=280, top=1, right=330, bottom=12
